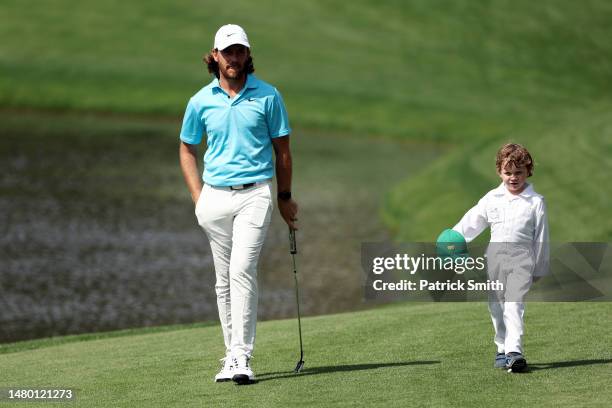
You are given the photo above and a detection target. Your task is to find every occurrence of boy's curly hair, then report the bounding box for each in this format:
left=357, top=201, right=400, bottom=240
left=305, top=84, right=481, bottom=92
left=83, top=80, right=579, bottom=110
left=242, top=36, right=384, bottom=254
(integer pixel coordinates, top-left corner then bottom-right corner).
left=496, top=143, right=534, bottom=176
left=203, top=49, right=255, bottom=79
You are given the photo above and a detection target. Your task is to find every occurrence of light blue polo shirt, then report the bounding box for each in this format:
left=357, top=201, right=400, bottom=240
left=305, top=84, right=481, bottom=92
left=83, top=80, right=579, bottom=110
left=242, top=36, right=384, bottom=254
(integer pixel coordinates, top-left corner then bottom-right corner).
left=179, top=74, right=291, bottom=186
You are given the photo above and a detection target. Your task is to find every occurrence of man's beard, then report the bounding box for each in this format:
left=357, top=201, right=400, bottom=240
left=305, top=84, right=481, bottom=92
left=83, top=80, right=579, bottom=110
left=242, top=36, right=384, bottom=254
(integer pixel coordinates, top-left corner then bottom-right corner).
left=221, top=64, right=245, bottom=80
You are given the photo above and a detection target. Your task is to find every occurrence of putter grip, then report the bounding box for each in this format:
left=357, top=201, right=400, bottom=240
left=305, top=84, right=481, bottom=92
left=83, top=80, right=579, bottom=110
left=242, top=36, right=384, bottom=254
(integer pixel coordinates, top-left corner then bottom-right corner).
left=289, top=228, right=297, bottom=254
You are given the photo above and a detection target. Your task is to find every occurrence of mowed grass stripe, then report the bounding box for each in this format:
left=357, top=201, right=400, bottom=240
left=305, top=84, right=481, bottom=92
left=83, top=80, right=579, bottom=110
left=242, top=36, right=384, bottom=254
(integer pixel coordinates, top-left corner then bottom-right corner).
left=0, top=302, right=611, bottom=407
left=1, top=1, right=611, bottom=139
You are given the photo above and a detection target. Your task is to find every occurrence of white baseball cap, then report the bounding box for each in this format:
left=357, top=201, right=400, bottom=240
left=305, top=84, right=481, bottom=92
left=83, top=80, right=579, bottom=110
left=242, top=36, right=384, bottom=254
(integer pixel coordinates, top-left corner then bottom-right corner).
left=214, top=24, right=250, bottom=51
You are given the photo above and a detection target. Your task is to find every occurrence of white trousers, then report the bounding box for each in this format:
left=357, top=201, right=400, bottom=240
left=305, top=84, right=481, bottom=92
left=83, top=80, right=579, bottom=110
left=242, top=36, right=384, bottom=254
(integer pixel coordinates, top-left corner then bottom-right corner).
left=195, top=181, right=273, bottom=358
left=486, top=246, right=534, bottom=354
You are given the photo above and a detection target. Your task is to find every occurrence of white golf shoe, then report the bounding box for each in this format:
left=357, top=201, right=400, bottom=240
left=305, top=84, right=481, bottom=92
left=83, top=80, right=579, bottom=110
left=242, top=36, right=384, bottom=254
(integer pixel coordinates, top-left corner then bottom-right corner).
left=214, top=354, right=234, bottom=382
left=232, top=354, right=255, bottom=384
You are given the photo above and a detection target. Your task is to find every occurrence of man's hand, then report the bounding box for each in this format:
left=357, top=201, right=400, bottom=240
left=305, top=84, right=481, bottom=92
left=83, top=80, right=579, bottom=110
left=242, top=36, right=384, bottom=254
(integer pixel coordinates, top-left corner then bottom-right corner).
left=278, top=198, right=298, bottom=230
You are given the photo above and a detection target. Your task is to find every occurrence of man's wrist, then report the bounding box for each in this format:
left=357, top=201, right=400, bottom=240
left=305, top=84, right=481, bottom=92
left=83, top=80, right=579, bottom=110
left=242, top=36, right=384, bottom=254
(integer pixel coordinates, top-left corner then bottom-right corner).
left=277, top=191, right=292, bottom=201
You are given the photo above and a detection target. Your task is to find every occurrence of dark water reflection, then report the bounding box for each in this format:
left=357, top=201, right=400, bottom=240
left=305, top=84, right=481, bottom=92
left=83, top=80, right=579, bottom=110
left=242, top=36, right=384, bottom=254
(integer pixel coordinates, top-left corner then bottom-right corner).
left=0, top=112, right=441, bottom=342
left=2, top=189, right=218, bottom=341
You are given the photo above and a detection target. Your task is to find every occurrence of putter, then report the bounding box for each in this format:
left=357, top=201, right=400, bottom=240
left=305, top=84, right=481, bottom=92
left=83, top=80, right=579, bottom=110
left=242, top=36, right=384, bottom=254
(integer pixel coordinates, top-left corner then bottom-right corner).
left=289, top=228, right=305, bottom=373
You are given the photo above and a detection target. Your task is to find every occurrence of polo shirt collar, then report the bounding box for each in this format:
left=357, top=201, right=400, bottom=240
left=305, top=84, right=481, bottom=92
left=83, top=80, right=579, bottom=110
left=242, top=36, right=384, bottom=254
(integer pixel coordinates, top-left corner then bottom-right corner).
left=245, top=74, right=258, bottom=89
left=518, top=183, right=535, bottom=197
left=493, top=182, right=534, bottom=198
left=211, top=74, right=258, bottom=93
left=492, top=183, right=507, bottom=196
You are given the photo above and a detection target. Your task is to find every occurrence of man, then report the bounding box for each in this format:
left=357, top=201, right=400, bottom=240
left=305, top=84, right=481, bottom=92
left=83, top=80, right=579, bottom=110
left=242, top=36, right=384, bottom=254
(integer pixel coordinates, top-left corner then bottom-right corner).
left=178, top=24, right=298, bottom=385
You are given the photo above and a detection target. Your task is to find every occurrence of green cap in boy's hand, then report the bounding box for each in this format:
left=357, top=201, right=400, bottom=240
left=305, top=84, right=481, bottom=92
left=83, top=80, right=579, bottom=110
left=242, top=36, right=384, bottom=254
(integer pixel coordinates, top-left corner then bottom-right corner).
left=436, top=229, right=468, bottom=258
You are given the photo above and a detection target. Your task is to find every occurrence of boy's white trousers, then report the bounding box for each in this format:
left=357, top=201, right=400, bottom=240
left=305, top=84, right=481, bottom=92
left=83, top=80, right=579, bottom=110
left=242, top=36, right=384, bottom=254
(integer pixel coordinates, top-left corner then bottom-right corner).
left=195, top=181, right=273, bottom=358
left=486, top=245, right=534, bottom=354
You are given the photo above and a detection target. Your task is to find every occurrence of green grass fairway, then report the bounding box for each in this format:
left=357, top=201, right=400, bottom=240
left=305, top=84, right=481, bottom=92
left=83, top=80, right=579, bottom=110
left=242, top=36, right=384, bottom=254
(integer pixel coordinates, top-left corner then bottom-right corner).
left=1, top=302, right=611, bottom=407
left=2, top=1, right=612, bottom=407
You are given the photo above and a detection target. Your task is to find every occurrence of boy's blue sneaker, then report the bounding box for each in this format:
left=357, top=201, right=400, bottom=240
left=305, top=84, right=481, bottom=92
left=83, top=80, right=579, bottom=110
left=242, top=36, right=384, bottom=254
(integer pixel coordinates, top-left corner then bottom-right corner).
left=494, top=353, right=506, bottom=368
left=505, top=352, right=528, bottom=372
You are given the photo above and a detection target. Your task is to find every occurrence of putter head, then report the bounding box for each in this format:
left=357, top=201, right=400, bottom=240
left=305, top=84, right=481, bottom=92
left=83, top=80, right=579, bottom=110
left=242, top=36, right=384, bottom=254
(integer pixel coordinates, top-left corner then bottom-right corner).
left=294, top=360, right=305, bottom=373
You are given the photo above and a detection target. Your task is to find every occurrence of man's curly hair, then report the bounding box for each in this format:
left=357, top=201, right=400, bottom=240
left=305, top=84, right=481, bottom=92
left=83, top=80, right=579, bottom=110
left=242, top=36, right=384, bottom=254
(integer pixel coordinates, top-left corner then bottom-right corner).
left=203, top=48, right=255, bottom=79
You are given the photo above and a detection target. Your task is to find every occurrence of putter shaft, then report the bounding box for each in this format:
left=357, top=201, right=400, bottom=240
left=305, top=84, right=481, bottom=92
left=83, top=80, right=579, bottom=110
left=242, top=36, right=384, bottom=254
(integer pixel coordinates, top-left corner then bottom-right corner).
left=289, top=228, right=304, bottom=372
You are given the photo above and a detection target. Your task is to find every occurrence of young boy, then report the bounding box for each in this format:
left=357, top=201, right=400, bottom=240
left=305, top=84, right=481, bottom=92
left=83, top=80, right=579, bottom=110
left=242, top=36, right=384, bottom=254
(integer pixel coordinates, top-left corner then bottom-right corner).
left=452, top=143, right=549, bottom=372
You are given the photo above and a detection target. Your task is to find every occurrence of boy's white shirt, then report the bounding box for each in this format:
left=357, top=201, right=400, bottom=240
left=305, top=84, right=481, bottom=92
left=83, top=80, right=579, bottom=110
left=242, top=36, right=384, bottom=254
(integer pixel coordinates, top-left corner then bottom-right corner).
left=452, top=182, right=550, bottom=276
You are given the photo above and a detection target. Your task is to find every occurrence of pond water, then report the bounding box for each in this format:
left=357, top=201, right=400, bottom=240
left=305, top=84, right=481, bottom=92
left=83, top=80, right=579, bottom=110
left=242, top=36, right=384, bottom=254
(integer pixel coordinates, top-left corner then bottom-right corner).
left=0, top=111, right=442, bottom=342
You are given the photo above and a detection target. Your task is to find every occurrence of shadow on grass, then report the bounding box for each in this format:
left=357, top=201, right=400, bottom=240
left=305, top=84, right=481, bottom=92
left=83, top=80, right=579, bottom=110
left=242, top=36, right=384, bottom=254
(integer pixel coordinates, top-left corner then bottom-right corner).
left=528, top=359, right=612, bottom=372
left=255, top=361, right=441, bottom=382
